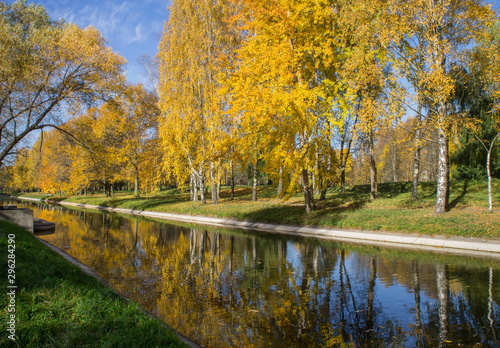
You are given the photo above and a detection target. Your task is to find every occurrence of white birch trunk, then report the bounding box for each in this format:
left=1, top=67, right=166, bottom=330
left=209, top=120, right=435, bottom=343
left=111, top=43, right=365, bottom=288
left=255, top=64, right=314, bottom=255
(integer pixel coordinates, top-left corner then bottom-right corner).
left=436, top=264, right=449, bottom=347
left=368, top=131, right=378, bottom=200
left=230, top=158, right=234, bottom=200
left=210, top=161, right=217, bottom=205
left=411, top=128, right=422, bottom=201
left=216, top=160, right=220, bottom=201
left=252, top=161, right=257, bottom=201
left=435, top=126, right=449, bottom=214
left=199, top=171, right=206, bottom=204
left=192, top=172, right=198, bottom=202
left=486, top=134, right=499, bottom=211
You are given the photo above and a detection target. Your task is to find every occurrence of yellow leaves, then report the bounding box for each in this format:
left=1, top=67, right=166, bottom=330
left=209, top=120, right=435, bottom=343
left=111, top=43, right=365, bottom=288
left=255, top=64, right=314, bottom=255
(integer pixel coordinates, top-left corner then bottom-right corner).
left=158, top=0, right=239, bottom=193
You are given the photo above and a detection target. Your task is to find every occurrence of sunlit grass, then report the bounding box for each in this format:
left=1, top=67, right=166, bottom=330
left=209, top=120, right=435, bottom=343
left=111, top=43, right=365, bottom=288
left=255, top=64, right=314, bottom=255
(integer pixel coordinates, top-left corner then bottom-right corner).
left=0, top=221, right=188, bottom=348
left=17, top=178, right=500, bottom=239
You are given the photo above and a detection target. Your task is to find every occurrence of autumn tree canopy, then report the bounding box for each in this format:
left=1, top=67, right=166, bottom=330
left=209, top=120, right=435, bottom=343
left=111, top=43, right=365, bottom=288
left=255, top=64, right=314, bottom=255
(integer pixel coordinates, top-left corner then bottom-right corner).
left=3, top=0, right=500, bottom=214
left=0, top=0, right=125, bottom=167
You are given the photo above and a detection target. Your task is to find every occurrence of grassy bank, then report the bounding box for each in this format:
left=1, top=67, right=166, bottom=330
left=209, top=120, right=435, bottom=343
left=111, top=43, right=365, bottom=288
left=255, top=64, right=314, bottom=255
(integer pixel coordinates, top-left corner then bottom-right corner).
left=0, top=220, right=188, bottom=348
left=16, top=179, right=500, bottom=239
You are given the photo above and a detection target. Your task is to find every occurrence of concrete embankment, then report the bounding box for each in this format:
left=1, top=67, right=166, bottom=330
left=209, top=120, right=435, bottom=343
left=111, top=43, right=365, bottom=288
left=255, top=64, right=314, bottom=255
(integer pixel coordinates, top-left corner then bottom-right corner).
left=18, top=196, right=500, bottom=258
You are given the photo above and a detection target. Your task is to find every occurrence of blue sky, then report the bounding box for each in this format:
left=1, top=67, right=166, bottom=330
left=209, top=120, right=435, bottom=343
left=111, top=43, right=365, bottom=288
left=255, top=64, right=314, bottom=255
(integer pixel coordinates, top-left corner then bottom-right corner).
left=7, top=0, right=500, bottom=86
left=10, top=0, right=172, bottom=85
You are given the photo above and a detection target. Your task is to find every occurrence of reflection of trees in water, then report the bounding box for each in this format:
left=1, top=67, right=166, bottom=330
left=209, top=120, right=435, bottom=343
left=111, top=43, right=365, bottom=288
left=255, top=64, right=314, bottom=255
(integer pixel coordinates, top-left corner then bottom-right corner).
left=26, top=202, right=500, bottom=347
left=151, top=231, right=407, bottom=347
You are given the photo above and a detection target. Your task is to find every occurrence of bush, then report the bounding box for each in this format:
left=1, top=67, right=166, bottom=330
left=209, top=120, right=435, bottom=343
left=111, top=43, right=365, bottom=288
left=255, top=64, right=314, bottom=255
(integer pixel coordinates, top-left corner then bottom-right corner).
left=451, top=165, right=486, bottom=181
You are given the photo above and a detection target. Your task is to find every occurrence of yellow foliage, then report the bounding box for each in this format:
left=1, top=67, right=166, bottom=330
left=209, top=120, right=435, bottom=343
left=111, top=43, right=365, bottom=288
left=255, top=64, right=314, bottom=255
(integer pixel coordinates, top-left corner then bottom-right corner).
left=158, top=0, right=239, bottom=199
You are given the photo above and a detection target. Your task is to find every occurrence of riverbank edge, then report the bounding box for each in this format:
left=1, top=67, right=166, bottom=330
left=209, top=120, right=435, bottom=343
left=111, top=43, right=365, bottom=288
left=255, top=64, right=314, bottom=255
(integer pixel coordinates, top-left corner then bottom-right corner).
left=0, top=220, right=200, bottom=348
left=34, top=236, right=203, bottom=348
left=17, top=196, right=500, bottom=258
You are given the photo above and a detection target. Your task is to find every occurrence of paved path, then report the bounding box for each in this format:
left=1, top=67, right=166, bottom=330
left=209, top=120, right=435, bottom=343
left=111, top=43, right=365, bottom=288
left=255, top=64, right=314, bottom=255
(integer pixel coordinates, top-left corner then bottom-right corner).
left=19, top=196, right=500, bottom=258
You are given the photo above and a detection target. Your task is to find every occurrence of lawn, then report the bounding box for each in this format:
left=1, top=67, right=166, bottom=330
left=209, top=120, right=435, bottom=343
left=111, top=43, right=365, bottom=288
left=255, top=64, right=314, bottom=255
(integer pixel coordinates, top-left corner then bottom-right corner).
left=0, top=220, right=188, bottom=348
left=15, top=178, right=500, bottom=239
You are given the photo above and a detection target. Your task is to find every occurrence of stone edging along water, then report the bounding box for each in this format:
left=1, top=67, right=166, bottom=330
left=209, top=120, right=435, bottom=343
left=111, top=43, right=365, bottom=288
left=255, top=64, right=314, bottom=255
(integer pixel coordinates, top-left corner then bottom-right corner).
left=18, top=196, right=500, bottom=258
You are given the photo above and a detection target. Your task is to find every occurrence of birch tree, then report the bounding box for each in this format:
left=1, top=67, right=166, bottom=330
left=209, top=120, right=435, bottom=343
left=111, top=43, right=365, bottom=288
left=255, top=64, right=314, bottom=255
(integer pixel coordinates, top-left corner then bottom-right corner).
left=229, top=0, right=344, bottom=213
left=158, top=0, right=238, bottom=204
left=384, top=0, right=495, bottom=213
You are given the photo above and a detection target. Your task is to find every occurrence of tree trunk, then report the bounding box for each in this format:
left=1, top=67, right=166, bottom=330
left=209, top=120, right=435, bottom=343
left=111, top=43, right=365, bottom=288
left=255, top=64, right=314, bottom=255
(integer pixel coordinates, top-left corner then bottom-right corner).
left=436, top=264, right=449, bottom=346
left=216, top=161, right=221, bottom=201
left=277, top=166, right=283, bottom=198
left=488, top=148, right=493, bottom=212
left=340, top=165, right=346, bottom=193
left=312, top=172, right=317, bottom=195
left=339, top=120, right=355, bottom=194
left=192, top=172, right=198, bottom=202
left=411, top=100, right=424, bottom=200
left=134, top=170, right=139, bottom=196
left=309, top=170, right=316, bottom=208
left=320, top=149, right=332, bottom=200
left=210, top=161, right=217, bottom=205
left=340, top=140, right=347, bottom=194
left=199, top=172, right=206, bottom=204
left=190, top=173, right=194, bottom=201
left=486, top=134, right=499, bottom=212
left=366, top=258, right=377, bottom=336
left=302, top=168, right=314, bottom=214
left=392, top=144, right=397, bottom=183
left=252, top=161, right=257, bottom=201
left=319, top=187, right=327, bottom=201
left=411, top=127, right=422, bottom=201
left=413, top=262, right=423, bottom=346
left=368, top=131, right=378, bottom=200
left=435, top=126, right=449, bottom=214
left=230, top=159, right=235, bottom=200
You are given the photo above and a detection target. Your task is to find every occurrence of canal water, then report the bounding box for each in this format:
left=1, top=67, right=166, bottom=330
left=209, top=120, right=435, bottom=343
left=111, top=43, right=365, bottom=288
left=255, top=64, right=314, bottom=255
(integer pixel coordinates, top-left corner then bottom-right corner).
left=10, top=200, right=500, bottom=347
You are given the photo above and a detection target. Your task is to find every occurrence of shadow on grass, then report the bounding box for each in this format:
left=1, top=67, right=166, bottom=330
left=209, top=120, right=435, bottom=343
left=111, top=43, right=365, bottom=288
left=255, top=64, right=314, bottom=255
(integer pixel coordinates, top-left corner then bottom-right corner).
left=449, top=180, right=468, bottom=210
left=44, top=196, right=68, bottom=202
left=238, top=188, right=371, bottom=227
left=107, top=196, right=188, bottom=210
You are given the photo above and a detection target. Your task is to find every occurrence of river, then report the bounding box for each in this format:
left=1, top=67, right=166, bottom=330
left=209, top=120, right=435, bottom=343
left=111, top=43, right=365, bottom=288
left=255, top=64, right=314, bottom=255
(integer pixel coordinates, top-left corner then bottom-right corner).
left=8, top=199, right=500, bottom=347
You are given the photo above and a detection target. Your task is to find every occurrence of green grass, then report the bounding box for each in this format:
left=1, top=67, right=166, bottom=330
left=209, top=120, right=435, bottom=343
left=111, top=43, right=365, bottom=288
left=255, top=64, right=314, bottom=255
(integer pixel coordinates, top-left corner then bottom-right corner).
left=20, top=178, right=500, bottom=239
left=0, top=220, right=188, bottom=348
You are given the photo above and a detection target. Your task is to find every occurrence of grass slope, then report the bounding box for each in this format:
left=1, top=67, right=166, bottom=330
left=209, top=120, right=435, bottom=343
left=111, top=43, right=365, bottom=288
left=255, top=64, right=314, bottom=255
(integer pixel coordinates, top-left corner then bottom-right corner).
left=0, top=220, right=188, bottom=348
left=16, top=179, right=500, bottom=239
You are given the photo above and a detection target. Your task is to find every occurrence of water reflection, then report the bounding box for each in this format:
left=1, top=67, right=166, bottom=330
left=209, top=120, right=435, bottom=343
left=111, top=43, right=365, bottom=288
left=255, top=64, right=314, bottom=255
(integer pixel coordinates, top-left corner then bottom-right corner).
left=11, top=200, right=500, bottom=347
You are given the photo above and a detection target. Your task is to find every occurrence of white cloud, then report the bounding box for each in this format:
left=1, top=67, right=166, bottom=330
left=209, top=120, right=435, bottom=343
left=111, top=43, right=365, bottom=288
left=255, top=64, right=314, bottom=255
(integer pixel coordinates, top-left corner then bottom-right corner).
left=77, top=1, right=132, bottom=40
left=33, top=0, right=171, bottom=83
left=131, top=23, right=146, bottom=43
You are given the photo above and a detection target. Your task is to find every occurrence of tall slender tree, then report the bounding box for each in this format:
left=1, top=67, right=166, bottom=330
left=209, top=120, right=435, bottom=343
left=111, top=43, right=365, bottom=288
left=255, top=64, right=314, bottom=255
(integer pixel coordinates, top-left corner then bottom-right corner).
left=383, top=0, right=495, bottom=213
left=158, top=0, right=238, bottom=204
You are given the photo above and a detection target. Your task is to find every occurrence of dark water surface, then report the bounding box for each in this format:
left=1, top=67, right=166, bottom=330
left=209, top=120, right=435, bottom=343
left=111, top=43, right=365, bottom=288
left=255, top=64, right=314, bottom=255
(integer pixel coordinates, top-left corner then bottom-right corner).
left=10, top=200, right=500, bottom=347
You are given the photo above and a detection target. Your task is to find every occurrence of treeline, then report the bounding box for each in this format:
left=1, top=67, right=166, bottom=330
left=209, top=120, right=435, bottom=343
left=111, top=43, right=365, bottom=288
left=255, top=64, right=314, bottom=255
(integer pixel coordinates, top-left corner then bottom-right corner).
left=2, top=0, right=500, bottom=214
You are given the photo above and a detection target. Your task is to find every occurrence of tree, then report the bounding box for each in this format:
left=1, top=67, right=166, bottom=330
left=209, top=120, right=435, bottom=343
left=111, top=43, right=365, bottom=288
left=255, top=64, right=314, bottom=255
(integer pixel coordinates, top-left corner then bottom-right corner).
left=38, top=129, right=73, bottom=194
left=158, top=0, right=238, bottom=205
left=101, top=84, right=160, bottom=196
left=334, top=0, right=403, bottom=200
left=0, top=0, right=125, bottom=167
left=65, top=108, right=123, bottom=196
left=229, top=0, right=344, bottom=213
left=456, top=23, right=500, bottom=211
left=9, top=148, right=31, bottom=192
left=383, top=0, right=495, bottom=213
